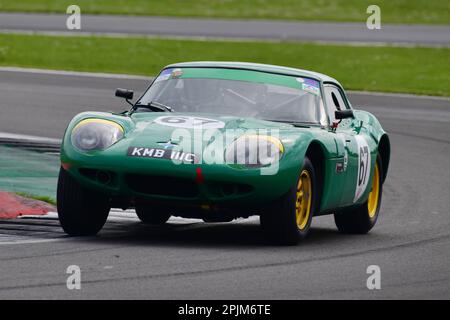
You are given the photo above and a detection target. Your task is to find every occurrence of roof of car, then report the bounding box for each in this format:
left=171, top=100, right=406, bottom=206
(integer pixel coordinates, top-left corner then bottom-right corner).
left=164, top=61, right=342, bottom=85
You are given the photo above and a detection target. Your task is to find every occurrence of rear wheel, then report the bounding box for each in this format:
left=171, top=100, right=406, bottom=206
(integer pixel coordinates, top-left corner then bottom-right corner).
left=135, top=203, right=171, bottom=225
left=57, top=167, right=110, bottom=236
left=260, top=157, right=317, bottom=245
left=334, top=153, right=383, bottom=234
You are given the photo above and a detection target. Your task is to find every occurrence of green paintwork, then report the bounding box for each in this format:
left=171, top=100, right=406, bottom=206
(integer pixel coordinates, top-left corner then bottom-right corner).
left=60, top=62, right=390, bottom=217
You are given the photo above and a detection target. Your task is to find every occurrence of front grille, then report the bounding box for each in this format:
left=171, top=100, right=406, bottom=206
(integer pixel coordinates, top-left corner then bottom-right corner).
left=125, top=174, right=199, bottom=198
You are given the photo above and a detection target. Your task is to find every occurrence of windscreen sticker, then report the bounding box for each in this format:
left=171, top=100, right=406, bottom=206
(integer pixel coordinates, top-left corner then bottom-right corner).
left=171, top=68, right=183, bottom=78
left=297, top=78, right=320, bottom=95
left=154, top=68, right=182, bottom=83
left=354, top=135, right=371, bottom=202
left=154, top=74, right=170, bottom=82
left=154, top=116, right=225, bottom=129
left=304, top=78, right=320, bottom=88
left=302, top=83, right=320, bottom=95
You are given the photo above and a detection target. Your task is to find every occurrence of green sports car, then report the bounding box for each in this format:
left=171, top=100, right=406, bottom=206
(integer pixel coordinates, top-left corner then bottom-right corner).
left=57, top=61, right=390, bottom=245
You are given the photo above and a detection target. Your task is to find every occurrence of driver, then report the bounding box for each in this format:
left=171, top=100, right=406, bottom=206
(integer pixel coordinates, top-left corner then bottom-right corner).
left=179, top=78, right=222, bottom=112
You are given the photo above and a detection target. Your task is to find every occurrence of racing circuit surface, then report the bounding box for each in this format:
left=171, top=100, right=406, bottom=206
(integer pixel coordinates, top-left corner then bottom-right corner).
left=0, top=69, right=449, bottom=299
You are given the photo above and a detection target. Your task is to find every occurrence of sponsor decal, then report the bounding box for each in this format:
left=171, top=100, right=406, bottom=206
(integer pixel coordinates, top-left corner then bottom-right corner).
left=157, top=139, right=178, bottom=149
left=296, top=78, right=319, bottom=87
left=336, top=133, right=349, bottom=172
left=336, top=162, right=345, bottom=173
left=343, top=149, right=349, bottom=171
left=127, top=147, right=197, bottom=164
left=302, top=83, right=320, bottom=95
left=154, top=68, right=183, bottom=83
left=154, top=68, right=174, bottom=83
left=171, top=68, right=183, bottom=78
left=298, top=78, right=320, bottom=95
left=154, top=116, right=225, bottom=129
left=304, top=78, right=320, bottom=88
left=354, top=135, right=371, bottom=202
left=154, top=74, right=171, bottom=82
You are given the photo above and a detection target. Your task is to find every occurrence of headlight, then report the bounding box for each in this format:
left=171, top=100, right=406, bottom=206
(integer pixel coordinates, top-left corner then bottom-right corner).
left=224, top=135, right=284, bottom=168
left=71, top=119, right=124, bottom=151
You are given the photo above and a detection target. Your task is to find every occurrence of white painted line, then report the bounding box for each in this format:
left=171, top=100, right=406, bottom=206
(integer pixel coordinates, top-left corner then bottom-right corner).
left=109, top=209, right=203, bottom=224
left=23, top=210, right=204, bottom=224
left=0, top=237, right=68, bottom=246
left=0, top=131, right=61, bottom=144
left=0, top=66, right=152, bottom=80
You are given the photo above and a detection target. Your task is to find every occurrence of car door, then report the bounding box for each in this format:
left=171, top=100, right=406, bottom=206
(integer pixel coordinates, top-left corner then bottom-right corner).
left=323, top=84, right=362, bottom=207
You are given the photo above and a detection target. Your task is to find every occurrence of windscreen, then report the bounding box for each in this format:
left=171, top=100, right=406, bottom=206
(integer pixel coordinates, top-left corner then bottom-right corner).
left=137, top=67, right=325, bottom=124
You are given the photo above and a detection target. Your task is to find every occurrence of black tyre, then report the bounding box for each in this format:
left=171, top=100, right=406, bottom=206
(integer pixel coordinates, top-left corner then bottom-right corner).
left=135, top=203, right=171, bottom=225
left=334, top=153, right=383, bottom=234
left=260, top=157, right=317, bottom=245
left=57, top=167, right=110, bottom=236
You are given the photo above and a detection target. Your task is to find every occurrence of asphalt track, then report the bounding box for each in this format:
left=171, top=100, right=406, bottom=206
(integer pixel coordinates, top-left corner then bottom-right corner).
left=0, top=69, right=449, bottom=299
left=1, top=13, right=450, bottom=46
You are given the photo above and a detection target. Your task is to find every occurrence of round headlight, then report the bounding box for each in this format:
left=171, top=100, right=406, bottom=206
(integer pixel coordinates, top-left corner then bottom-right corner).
left=71, top=119, right=124, bottom=151
left=225, top=135, right=284, bottom=167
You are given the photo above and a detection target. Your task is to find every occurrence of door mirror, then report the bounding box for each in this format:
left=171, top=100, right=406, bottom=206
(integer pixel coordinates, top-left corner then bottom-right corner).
left=335, top=109, right=354, bottom=120
left=115, top=88, right=134, bottom=100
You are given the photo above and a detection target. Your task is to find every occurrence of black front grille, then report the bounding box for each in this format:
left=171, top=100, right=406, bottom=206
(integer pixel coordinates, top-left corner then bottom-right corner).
left=125, top=174, right=199, bottom=198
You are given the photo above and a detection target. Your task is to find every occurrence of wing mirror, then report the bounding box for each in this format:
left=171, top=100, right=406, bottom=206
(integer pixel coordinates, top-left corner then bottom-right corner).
left=115, top=88, right=134, bottom=100
left=335, top=109, right=354, bottom=120
left=115, top=88, right=134, bottom=107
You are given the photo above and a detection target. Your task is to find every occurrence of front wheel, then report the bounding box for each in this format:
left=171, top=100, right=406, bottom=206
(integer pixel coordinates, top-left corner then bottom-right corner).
left=260, top=157, right=317, bottom=245
left=57, top=168, right=110, bottom=236
left=334, top=153, right=383, bottom=234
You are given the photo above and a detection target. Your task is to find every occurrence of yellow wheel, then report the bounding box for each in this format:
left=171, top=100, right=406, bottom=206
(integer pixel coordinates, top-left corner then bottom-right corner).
left=261, top=157, right=316, bottom=245
left=334, top=153, right=383, bottom=234
left=296, top=170, right=313, bottom=231
left=367, top=161, right=380, bottom=218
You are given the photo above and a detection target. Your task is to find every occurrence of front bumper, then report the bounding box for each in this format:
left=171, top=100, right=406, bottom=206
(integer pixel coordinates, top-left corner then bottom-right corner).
left=61, top=148, right=297, bottom=207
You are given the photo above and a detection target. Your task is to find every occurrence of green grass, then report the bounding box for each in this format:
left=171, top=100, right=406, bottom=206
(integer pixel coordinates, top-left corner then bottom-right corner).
left=0, top=33, right=448, bottom=96
left=0, top=0, right=449, bottom=24
left=15, top=192, right=56, bottom=205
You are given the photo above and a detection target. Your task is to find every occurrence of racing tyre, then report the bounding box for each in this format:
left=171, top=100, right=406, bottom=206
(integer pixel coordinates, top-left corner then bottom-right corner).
left=57, top=167, right=110, bottom=236
left=334, top=153, right=383, bottom=234
left=260, top=157, right=317, bottom=245
left=135, top=203, right=171, bottom=225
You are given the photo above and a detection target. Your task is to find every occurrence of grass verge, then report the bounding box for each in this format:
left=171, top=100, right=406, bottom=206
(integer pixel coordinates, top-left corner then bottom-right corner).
left=0, top=0, right=449, bottom=25
left=0, top=33, right=448, bottom=96
left=15, top=192, right=56, bottom=206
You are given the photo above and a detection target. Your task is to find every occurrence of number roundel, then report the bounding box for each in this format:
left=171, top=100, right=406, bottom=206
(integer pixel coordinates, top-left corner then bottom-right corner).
left=154, top=116, right=225, bottom=129
left=354, top=136, right=371, bottom=202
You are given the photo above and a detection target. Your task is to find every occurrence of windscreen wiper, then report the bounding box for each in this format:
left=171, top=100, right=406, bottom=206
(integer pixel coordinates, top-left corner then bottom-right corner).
left=134, top=101, right=174, bottom=112
left=264, top=119, right=312, bottom=128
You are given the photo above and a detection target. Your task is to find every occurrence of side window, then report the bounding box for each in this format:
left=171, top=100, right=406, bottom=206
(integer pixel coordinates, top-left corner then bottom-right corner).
left=324, top=85, right=348, bottom=122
